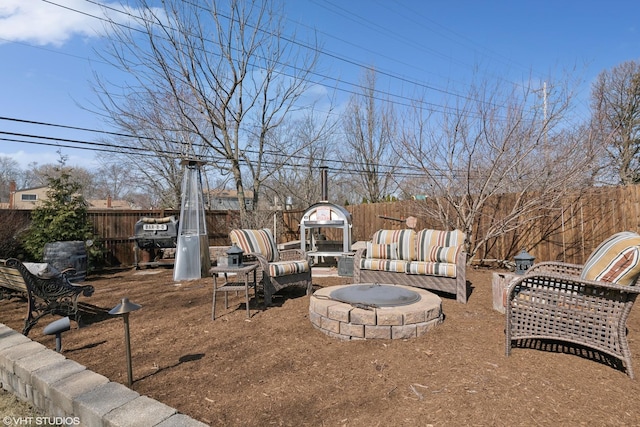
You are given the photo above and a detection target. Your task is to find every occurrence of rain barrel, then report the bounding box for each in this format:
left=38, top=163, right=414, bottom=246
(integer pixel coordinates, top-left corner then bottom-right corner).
left=43, top=241, right=88, bottom=283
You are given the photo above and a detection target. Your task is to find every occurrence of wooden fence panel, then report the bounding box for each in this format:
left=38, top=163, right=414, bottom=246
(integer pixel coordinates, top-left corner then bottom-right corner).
left=4, top=184, right=640, bottom=268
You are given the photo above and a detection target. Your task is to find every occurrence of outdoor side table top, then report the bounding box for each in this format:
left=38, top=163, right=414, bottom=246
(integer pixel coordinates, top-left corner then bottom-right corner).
left=210, top=263, right=258, bottom=320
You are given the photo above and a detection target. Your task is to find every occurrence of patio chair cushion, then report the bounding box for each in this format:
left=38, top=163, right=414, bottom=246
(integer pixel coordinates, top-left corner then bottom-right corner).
left=581, top=231, right=640, bottom=285
left=358, top=259, right=408, bottom=273
left=371, top=229, right=416, bottom=261
left=407, top=261, right=457, bottom=278
left=268, top=260, right=310, bottom=277
left=366, top=242, right=398, bottom=260
left=229, top=228, right=279, bottom=263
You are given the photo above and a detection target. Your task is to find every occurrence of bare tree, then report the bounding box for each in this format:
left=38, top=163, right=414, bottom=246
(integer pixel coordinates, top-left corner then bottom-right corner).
left=0, top=156, right=23, bottom=203
left=262, top=107, right=339, bottom=209
left=399, top=77, right=600, bottom=263
left=342, top=68, right=399, bottom=203
left=591, top=60, right=640, bottom=185
left=92, top=161, right=138, bottom=199
left=93, top=0, right=321, bottom=224
left=21, top=155, right=97, bottom=199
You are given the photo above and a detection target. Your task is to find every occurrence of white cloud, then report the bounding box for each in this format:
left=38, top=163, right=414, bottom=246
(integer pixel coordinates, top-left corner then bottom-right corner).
left=1, top=148, right=98, bottom=171
left=0, top=0, right=159, bottom=47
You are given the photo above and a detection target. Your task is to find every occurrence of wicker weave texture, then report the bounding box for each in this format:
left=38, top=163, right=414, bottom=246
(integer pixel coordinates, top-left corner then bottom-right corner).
left=506, top=261, right=640, bottom=378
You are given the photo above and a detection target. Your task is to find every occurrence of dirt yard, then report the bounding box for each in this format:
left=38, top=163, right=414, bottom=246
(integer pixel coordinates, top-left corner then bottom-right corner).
left=2, top=266, right=640, bottom=426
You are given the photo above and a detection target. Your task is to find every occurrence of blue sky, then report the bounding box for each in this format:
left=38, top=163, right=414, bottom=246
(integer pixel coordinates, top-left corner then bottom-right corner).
left=1, top=0, right=639, bottom=170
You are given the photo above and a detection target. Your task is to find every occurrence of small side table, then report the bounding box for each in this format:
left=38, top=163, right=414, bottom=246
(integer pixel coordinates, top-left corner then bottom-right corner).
left=492, top=272, right=519, bottom=314
left=210, top=263, right=258, bottom=320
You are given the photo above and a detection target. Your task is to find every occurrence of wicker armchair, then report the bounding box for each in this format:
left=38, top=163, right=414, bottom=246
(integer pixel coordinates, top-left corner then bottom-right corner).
left=506, top=261, right=640, bottom=378
left=229, top=229, right=312, bottom=306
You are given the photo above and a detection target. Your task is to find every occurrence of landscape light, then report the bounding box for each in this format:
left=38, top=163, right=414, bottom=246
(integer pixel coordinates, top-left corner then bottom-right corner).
left=109, top=297, right=142, bottom=387
left=43, top=316, right=71, bottom=352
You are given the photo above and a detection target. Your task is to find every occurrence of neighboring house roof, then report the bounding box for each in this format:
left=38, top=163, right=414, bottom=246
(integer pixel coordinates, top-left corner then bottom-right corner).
left=87, top=198, right=138, bottom=210
left=206, top=189, right=254, bottom=198
left=10, top=186, right=49, bottom=209
left=6, top=182, right=136, bottom=210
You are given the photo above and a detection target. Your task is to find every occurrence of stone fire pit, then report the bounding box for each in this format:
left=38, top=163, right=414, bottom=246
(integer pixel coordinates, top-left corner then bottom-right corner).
left=309, top=284, right=443, bottom=340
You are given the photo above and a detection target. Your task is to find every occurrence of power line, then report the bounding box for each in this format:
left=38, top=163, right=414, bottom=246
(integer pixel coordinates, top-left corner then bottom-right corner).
left=0, top=116, right=440, bottom=179
left=46, top=0, right=509, bottom=115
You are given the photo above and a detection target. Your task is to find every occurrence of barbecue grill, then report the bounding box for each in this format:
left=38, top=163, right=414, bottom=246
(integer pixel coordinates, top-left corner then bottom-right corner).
left=132, top=216, right=179, bottom=268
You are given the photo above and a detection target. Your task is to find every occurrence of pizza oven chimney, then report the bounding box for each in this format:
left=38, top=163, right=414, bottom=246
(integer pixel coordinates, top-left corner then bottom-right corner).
left=320, top=166, right=328, bottom=202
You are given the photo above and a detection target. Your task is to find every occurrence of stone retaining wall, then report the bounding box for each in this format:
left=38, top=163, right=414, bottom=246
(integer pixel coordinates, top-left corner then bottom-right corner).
left=0, top=324, right=208, bottom=427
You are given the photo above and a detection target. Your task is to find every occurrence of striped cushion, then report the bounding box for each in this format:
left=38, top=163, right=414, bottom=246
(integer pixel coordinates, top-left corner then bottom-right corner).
left=419, top=246, right=460, bottom=263
left=416, top=229, right=465, bottom=262
left=366, top=242, right=398, bottom=260
left=229, top=229, right=279, bottom=263
left=581, top=231, right=640, bottom=285
left=407, top=261, right=457, bottom=278
left=371, top=229, right=416, bottom=261
left=268, top=260, right=310, bottom=277
left=359, top=258, right=408, bottom=273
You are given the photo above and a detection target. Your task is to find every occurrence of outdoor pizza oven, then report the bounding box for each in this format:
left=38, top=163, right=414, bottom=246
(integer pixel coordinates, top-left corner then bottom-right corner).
left=299, top=167, right=352, bottom=261
left=133, top=216, right=179, bottom=250
left=300, top=202, right=352, bottom=257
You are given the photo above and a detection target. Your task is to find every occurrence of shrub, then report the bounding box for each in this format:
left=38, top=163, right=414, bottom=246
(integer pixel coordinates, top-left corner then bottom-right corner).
left=22, top=169, right=96, bottom=261
left=0, top=210, right=29, bottom=259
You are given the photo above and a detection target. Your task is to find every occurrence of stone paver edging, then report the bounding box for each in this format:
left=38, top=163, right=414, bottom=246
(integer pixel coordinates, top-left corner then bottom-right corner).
left=0, top=324, right=208, bottom=427
left=309, top=284, right=443, bottom=340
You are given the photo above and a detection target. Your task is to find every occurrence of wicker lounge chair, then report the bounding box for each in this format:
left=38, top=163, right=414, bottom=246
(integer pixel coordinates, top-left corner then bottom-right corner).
left=229, top=228, right=312, bottom=306
left=506, top=232, right=640, bottom=378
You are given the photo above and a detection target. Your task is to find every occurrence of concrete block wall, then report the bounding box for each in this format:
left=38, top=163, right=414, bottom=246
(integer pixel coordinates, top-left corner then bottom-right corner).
left=0, top=324, right=208, bottom=427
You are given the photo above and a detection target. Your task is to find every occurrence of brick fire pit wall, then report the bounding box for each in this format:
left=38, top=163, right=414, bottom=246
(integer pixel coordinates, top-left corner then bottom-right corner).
left=309, top=284, right=443, bottom=340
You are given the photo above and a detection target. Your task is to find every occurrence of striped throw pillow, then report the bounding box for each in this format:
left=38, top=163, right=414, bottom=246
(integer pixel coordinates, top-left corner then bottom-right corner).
left=371, top=229, right=416, bottom=261
left=581, top=231, right=640, bottom=285
left=416, top=229, right=465, bottom=262
left=229, top=229, right=279, bottom=263
left=419, top=246, right=460, bottom=263
left=366, top=242, right=398, bottom=260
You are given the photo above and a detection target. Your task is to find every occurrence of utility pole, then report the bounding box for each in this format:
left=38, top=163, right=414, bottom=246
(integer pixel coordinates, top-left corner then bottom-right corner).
left=543, top=81, right=548, bottom=148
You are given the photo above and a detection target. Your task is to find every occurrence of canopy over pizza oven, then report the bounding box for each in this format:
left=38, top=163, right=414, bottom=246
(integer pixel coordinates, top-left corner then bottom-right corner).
left=300, top=167, right=352, bottom=260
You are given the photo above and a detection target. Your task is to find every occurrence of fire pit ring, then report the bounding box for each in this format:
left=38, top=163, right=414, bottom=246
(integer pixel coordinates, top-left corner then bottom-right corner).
left=310, top=284, right=442, bottom=340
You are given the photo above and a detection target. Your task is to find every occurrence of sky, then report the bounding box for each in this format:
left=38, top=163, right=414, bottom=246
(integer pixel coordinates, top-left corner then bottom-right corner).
left=1, top=0, right=639, bottom=172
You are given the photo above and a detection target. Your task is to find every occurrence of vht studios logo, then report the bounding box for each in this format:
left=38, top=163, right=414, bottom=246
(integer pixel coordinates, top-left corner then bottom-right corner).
left=3, top=416, right=81, bottom=426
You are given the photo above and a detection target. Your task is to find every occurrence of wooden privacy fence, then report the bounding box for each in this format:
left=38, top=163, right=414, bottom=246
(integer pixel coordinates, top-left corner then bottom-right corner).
left=282, top=185, right=640, bottom=266
left=2, top=184, right=640, bottom=268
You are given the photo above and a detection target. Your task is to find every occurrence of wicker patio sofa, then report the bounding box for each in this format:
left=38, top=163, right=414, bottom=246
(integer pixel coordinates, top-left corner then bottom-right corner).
left=506, top=231, right=640, bottom=378
left=229, top=228, right=312, bottom=306
left=353, top=228, right=467, bottom=303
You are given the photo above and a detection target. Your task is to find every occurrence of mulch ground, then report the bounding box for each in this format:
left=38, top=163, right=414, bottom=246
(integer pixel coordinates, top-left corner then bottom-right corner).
left=2, top=266, right=640, bottom=426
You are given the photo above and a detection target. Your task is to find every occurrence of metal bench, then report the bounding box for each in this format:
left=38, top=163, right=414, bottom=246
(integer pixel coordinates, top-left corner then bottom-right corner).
left=0, top=258, right=94, bottom=336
